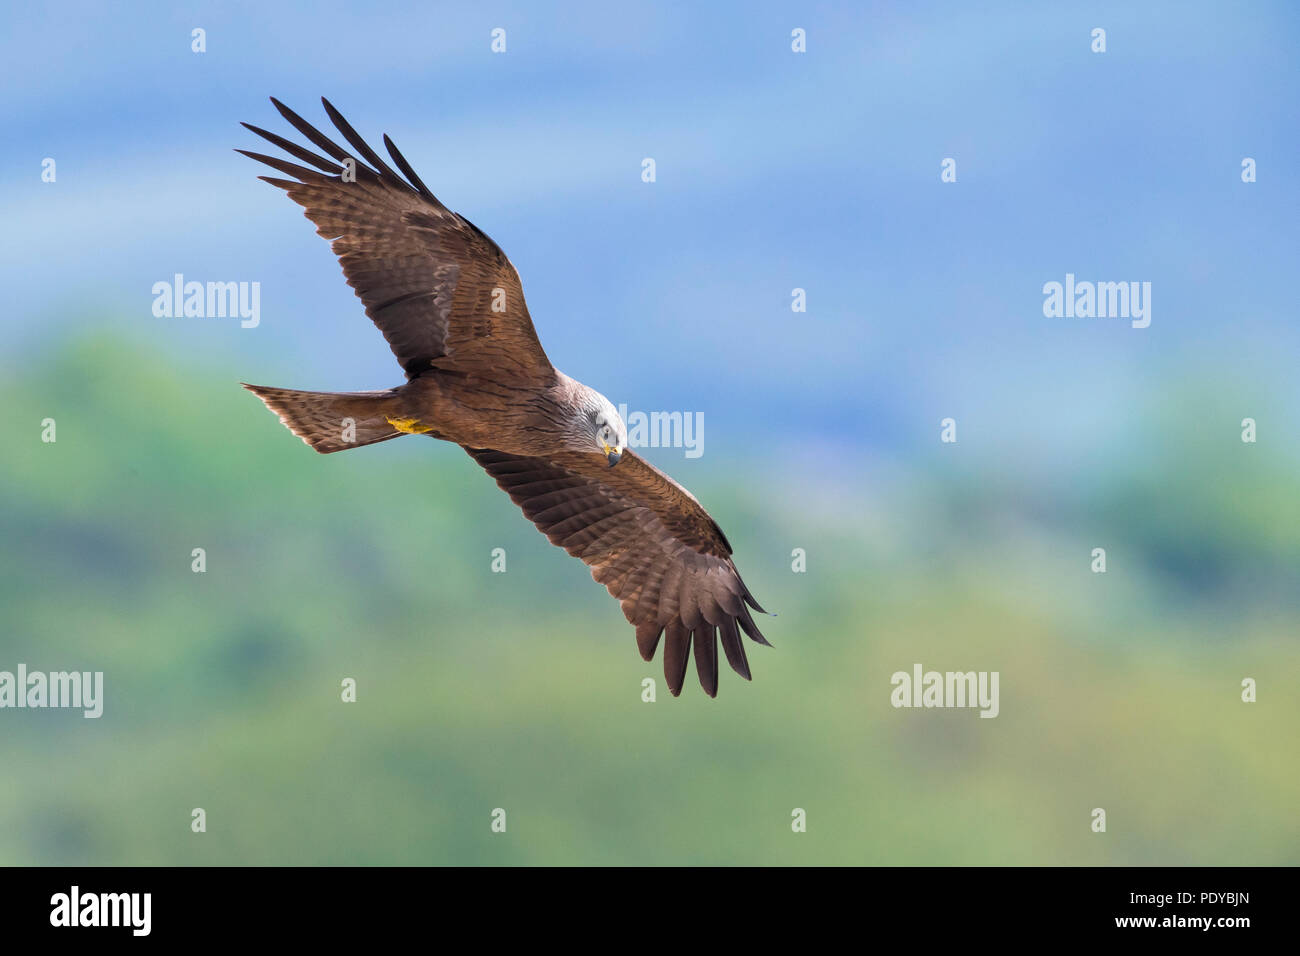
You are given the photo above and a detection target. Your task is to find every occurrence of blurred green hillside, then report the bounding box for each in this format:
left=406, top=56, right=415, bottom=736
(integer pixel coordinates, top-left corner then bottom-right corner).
left=1, top=337, right=1296, bottom=865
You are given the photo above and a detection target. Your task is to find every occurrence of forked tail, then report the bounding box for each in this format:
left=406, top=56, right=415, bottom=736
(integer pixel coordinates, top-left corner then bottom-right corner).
left=242, top=383, right=411, bottom=454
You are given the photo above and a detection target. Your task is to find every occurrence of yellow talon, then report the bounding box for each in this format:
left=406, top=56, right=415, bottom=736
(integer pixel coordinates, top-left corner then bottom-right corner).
left=386, top=416, right=434, bottom=435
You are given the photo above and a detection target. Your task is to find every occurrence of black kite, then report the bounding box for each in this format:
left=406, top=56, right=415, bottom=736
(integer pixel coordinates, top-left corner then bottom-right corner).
left=239, top=98, right=771, bottom=697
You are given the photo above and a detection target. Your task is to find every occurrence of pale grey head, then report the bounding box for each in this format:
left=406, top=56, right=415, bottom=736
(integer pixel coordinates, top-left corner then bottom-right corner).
left=574, top=387, right=627, bottom=467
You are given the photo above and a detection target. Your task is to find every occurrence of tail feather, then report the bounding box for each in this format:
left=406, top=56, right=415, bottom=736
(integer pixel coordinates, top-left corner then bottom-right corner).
left=242, top=383, right=410, bottom=454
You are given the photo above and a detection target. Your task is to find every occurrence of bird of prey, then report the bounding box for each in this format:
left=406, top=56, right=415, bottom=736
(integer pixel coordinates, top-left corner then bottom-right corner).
left=238, top=98, right=771, bottom=697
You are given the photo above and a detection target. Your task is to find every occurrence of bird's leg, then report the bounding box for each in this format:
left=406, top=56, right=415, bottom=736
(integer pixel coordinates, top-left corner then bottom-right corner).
left=385, top=416, right=435, bottom=435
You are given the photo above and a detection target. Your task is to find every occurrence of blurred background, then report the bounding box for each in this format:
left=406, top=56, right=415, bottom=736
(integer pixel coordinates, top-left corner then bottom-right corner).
left=1, top=1, right=1297, bottom=864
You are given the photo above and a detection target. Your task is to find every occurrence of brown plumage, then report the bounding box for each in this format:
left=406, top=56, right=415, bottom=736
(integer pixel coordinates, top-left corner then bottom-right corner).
left=239, top=97, right=771, bottom=697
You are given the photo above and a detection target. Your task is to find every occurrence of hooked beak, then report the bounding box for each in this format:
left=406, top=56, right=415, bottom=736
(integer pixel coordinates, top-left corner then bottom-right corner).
left=605, top=444, right=623, bottom=467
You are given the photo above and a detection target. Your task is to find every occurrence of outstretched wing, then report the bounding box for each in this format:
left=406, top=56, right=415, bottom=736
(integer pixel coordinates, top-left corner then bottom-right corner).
left=465, top=447, right=771, bottom=697
left=239, top=97, right=553, bottom=385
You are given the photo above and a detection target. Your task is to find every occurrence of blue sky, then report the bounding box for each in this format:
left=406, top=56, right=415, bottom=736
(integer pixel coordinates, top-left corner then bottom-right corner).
left=4, top=0, right=1297, bottom=467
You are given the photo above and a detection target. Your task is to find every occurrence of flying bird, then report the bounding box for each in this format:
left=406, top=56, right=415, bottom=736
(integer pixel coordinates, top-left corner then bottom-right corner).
left=238, top=98, right=771, bottom=697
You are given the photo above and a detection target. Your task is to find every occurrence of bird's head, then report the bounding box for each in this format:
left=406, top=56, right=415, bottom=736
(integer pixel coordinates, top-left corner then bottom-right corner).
left=585, top=392, right=627, bottom=467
